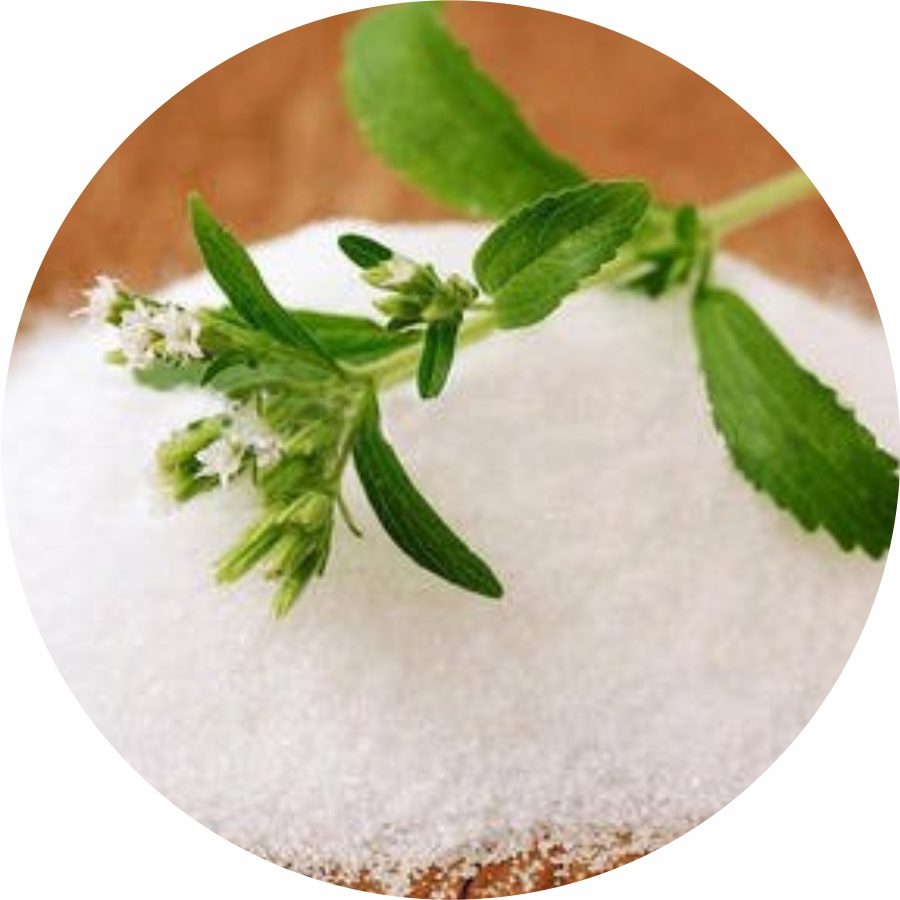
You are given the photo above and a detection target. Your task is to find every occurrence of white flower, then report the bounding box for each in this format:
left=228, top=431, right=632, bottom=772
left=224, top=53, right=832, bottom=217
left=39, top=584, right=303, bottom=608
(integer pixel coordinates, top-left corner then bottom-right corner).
left=71, top=274, right=120, bottom=324
left=196, top=437, right=245, bottom=486
left=155, top=305, right=204, bottom=361
left=251, top=436, right=283, bottom=470
left=228, top=403, right=283, bottom=469
left=118, top=302, right=158, bottom=368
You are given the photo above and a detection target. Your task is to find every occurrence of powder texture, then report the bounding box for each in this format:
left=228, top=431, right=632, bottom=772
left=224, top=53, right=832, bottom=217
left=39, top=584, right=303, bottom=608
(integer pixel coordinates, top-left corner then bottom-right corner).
left=4, top=222, right=898, bottom=893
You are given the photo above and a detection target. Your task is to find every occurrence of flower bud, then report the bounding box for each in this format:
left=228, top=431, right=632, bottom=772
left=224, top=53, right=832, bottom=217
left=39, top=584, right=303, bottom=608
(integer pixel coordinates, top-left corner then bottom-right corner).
left=363, top=254, right=421, bottom=290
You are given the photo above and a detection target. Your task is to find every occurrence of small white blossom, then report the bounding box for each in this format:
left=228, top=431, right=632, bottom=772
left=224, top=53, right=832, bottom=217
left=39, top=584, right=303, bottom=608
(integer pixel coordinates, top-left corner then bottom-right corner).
left=229, top=403, right=283, bottom=469
left=118, top=302, right=158, bottom=368
left=155, top=305, right=204, bottom=361
left=253, top=437, right=283, bottom=470
left=196, top=437, right=245, bottom=486
left=71, top=274, right=120, bottom=324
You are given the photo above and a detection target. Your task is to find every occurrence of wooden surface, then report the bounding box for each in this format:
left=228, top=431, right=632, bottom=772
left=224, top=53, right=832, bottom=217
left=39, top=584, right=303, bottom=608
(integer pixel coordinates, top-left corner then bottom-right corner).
left=26, top=1, right=872, bottom=318
left=15, top=2, right=877, bottom=895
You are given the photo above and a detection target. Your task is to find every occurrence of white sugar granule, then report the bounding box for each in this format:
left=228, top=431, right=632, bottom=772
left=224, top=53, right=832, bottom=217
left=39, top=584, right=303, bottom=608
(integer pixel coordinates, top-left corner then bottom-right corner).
left=4, top=222, right=898, bottom=892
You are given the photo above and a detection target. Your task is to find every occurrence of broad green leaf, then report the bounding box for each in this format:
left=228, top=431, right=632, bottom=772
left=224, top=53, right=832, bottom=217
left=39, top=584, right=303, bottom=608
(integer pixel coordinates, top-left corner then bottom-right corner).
left=693, top=285, right=898, bottom=557
left=417, top=317, right=460, bottom=399
left=474, top=181, right=650, bottom=328
left=343, top=2, right=585, bottom=217
left=188, top=194, right=337, bottom=371
left=352, top=394, right=503, bottom=598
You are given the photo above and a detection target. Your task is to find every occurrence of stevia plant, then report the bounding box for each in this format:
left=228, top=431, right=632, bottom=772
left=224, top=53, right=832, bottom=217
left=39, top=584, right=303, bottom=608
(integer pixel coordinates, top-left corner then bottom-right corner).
left=77, top=2, right=897, bottom=615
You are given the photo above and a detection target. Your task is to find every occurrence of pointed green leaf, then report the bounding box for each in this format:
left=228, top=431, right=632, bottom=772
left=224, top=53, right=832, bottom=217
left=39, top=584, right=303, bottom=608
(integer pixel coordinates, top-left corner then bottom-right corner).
left=693, top=285, right=898, bottom=557
left=292, top=309, right=419, bottom=365
left=352, top=394, right=503, bottom=598
left=188, top=194, right=337, bottom=370
left=343, top=2, right=584, bottom=217
left=474, top=181, right=650, bottom=328
left=418, top=317, right=460, bottom=399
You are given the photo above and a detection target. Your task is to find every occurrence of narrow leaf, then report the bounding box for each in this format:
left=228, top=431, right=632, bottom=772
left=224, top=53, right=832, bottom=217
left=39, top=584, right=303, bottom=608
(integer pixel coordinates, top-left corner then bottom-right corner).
left=418, top=318, right=460, bottom=399
left=188, top=194, right=337, bottom=370
left=352, top=394, right=503, bottom=598
left=293, top=309, right=419, bottom=365
left=343, top=2, right=585, bottom=217
left=474, top=181, right=650, bottom=328
left=693, top=285, right=898, bottom=557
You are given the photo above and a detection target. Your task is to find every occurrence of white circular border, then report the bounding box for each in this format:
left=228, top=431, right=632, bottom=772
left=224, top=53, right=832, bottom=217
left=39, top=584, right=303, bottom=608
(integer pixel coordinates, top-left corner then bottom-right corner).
left=2, top=2, right=897, bottom=897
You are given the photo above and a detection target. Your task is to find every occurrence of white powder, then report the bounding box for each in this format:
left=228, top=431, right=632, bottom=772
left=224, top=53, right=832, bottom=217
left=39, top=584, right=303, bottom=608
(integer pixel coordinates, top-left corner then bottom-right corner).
left=4, top=222, right=898, bottom=893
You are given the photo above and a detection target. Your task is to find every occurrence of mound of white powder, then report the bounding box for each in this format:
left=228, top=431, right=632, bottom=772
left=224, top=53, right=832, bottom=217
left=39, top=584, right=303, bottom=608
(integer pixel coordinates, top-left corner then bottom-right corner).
left=4, top=222, right=898, bottom=893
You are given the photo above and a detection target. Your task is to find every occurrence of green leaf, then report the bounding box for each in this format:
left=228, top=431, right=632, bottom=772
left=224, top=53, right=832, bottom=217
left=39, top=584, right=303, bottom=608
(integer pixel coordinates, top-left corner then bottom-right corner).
left=352, top=394, right=503, bottom=598
left=203, top=360, right=332, bottom=397
left=417, top=317, right=460, bottom=399
left=474, top=181, right=650, bottom=328
left=343, top=1, right=585, bottom=218
left=292, top=309, right=419, bottom=365
left=338, top=233, right=393, bottom=269
left=200, top=351, right=247, bottom=386
left=188, top=194, right=338, bottom=371
left=693, top=285, right=898, bottom=557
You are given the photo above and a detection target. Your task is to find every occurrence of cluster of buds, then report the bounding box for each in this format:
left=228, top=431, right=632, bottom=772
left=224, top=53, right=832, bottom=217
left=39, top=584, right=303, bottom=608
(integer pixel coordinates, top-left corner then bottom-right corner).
left=156, top=402, right=284, bottom=500
left=158, top=381, right=361, bottom=616
left=216, top=389, right=361, bottom=615
left=156, top=390, right=354, bottom=615
left=338, top=235, right=479, bottom=331
left=624, top=204, right=708, bottom=299
left=74, top=275, right=204, bottom=368
left=216, top=488, right=336, bottom=617
left=367, top=255, right=479, bottom=330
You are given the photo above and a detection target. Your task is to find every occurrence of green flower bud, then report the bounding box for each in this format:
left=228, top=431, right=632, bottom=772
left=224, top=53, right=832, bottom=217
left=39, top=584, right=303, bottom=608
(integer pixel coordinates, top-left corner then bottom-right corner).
left=276, top=491, right=333, bottom=531
left=157, top=416, right=228, bottom=473
left=373, top=294, right=425, bottom=324
left=363, top=254, right=421, bottom=290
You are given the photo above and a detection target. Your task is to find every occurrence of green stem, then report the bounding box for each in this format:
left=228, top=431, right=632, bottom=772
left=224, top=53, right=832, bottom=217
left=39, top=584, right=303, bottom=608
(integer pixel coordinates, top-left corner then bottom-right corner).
left=362, top=308, right=497, bottom=390
left=359, top=167, right=819, bottom=390
left=704, top=169, right=817, bottom=236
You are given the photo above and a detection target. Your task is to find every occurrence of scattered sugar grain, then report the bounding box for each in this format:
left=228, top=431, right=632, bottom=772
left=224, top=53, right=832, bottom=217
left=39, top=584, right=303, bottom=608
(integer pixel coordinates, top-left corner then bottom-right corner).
left=4, top=221, right=898, bottom=892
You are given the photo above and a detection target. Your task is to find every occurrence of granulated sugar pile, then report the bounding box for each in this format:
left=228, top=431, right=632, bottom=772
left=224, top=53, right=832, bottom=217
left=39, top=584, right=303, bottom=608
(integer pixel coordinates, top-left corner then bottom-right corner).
left=4, top=222, right=898, bottom=894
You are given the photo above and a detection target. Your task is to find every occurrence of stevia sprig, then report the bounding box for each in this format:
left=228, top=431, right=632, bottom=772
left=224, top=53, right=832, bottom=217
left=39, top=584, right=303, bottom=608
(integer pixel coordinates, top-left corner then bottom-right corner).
left=78, top=2, right=897, bottom=616
left=81, top=197, right=503, bottom=615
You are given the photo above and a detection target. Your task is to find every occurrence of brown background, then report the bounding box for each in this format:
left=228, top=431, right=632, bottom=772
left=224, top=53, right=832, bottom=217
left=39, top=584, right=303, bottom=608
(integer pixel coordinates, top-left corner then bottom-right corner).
left=26, top=1, right=872, bottom=319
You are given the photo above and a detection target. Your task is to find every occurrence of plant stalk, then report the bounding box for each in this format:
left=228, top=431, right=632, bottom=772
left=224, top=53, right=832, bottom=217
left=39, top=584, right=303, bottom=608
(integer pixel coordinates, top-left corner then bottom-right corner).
left=704, top=168, right=816, bottom=236
left=358, top=167, right=819, bottom=390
